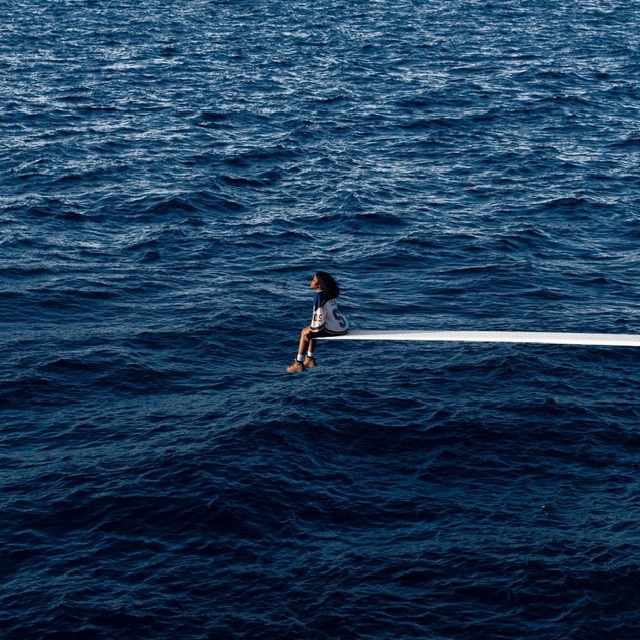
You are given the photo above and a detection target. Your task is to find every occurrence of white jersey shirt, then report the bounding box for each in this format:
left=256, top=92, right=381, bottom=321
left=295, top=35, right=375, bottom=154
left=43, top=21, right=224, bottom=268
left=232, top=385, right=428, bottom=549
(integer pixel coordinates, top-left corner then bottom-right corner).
left=310, top=293, right=349, bottom=334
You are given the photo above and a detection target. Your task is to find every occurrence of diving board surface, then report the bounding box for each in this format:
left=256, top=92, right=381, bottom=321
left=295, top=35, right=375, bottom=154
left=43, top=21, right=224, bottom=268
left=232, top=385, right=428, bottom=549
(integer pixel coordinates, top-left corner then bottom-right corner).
left=317, top=330, right=640, bottom=347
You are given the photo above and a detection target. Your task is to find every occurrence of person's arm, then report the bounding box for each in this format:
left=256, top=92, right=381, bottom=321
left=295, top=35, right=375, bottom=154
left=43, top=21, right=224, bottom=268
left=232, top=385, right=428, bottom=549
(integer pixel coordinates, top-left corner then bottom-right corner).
left=310, top=292, right=326, bottom=332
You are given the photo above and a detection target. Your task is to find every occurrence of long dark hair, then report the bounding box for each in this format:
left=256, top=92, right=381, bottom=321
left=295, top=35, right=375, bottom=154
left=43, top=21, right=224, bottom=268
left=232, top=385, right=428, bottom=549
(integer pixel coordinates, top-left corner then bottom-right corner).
left=315, top=271, right=340, bottom=300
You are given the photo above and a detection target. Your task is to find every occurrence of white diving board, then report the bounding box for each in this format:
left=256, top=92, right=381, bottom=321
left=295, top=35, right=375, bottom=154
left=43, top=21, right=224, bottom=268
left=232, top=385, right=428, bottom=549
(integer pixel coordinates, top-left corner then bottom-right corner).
left=317, top=330, right=640, bottom=347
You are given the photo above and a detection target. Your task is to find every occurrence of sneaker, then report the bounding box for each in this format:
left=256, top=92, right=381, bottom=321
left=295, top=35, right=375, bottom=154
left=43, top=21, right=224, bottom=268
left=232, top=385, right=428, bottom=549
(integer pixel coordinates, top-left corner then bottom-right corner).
left=303, top=356, right=317, bottom=368
left=286, top=360, right=305, bottom=373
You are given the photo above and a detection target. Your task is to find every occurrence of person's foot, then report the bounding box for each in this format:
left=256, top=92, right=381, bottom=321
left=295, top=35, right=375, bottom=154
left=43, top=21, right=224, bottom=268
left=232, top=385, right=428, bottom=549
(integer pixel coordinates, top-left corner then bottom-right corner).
left=286, top=360, right=305, bottom=373
left=303, top=356, right=317, bottom=368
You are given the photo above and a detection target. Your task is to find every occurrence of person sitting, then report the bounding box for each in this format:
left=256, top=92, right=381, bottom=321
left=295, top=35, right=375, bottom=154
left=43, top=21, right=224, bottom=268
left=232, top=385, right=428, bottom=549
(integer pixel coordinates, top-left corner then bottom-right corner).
left=287, top=271, right=349, bottom=373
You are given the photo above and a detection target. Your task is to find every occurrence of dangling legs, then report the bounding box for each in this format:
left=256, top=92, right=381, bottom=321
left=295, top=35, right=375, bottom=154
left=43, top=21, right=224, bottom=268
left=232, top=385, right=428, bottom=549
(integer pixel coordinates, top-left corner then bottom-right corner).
left=287, top=327, right=317, bottom=372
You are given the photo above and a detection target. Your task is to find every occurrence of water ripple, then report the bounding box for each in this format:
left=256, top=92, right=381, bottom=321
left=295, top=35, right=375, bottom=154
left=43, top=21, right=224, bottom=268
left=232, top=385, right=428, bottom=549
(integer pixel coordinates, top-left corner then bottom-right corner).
left=2, top=0, right=640, bottom=638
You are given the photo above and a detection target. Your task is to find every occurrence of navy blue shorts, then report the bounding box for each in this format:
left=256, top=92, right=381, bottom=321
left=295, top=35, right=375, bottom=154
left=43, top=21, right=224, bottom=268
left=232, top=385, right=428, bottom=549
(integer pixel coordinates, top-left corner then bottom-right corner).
left=308, top=328, right=348, bottom=339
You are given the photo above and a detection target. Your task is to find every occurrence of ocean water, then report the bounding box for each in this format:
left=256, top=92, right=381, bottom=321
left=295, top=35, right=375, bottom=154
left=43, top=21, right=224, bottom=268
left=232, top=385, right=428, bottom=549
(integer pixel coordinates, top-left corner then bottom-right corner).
left=2, top=0, right=640, bottom=637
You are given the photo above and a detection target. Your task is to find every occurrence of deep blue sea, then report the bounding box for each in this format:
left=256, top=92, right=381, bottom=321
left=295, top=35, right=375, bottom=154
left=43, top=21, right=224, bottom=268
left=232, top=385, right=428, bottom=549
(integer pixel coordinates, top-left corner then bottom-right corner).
left=2, top=0, right=640, bottom=638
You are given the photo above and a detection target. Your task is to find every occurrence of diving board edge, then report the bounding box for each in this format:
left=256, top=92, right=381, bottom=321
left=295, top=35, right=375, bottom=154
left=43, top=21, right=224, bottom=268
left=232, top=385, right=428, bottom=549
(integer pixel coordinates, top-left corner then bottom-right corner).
left=316, top=330, right=640, bottom=347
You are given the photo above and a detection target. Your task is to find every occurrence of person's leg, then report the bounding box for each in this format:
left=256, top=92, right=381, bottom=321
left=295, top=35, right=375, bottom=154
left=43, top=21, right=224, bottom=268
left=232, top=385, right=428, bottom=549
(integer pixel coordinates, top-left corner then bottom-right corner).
left=306, top=337, right=316, bottom=356
left=304, top=337, right=317, bottom=367
left=287, top=327, right=313, bottom=372
left=297, top=326, right=312, bottom=360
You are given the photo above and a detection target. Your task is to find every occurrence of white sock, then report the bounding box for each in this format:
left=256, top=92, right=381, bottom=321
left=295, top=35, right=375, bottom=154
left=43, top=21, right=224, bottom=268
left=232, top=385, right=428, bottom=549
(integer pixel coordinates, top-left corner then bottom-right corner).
left=296, top=354, right=305, bottom=362
left=306, top=351, right=314, bottom=358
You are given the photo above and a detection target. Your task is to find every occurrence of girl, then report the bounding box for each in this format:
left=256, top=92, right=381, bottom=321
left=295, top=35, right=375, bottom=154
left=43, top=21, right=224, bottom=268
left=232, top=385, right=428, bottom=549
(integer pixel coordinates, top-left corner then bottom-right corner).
left=287, top=271, right=349, bottom=373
